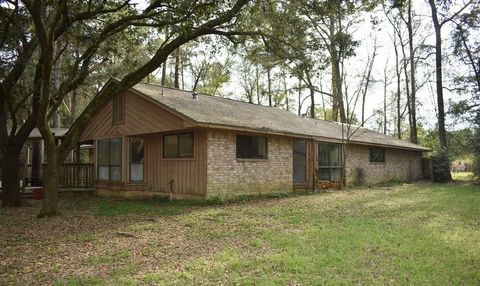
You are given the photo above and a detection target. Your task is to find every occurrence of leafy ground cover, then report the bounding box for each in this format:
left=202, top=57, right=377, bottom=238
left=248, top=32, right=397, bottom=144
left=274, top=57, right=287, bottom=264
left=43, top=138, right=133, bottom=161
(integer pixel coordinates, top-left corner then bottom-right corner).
left=0, top=182, right=479, bottom=285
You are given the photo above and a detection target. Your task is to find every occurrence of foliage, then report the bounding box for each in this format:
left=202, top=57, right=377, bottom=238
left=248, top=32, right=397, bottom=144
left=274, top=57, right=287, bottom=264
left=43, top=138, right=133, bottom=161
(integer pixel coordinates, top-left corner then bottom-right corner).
left=431, top=149, right=452, bottom=182
left=0, top=0, right=253, bottom=212
left=419, top=127, right=474, bottom=160
left=451, top=5, right=480, bottom=95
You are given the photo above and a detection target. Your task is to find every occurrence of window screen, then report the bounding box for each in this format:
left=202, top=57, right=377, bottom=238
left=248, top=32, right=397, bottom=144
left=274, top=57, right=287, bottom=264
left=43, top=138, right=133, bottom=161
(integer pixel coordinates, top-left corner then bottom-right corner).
left=317, top=142, right=342, bottom=182
left=163, top=133, right=194, bottom=158
left=130, top=137, right=144, bottom=182
left=236, top=135, right=268, bottom=159
left=293, top=140, right=307, bottom=183
left=97, top=138, right=122, bottom=181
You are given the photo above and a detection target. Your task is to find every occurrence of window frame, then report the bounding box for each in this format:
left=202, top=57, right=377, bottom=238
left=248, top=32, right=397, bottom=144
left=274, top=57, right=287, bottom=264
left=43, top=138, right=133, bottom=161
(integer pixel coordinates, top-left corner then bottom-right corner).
left=112, top=92, right=125, bottom=125
left=129, top=137, right=145, bottom=183
left=97, top=138, right=123, bottom=182
left=163, top=132, right=194, bottom=159
left=317, top=142, right=343, bottom=182
left=236, top=134, right=268, bottom=160
left=370, top=147, right=386, bottom=163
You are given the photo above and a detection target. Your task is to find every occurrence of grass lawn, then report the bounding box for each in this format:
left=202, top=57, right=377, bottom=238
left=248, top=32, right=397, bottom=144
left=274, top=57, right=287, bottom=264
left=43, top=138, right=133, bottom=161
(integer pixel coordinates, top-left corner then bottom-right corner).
left=0, top=182, right=479, bottom=285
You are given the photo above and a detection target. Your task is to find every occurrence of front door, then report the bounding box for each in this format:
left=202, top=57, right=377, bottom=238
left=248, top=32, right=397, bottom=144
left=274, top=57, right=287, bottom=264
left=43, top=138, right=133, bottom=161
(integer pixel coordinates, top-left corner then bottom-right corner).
left=293, top=140, right=307, bottom=185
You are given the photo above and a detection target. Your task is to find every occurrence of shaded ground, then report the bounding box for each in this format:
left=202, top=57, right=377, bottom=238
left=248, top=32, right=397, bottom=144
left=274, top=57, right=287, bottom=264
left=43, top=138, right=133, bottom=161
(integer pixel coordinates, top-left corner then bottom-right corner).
left=0, top=182, right=479, bottom=285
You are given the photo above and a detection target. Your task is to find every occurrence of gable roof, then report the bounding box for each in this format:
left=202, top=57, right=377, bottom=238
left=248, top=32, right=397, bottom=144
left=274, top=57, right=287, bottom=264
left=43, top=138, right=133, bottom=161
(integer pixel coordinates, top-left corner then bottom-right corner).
left=114, top=79, right=428, bottom=151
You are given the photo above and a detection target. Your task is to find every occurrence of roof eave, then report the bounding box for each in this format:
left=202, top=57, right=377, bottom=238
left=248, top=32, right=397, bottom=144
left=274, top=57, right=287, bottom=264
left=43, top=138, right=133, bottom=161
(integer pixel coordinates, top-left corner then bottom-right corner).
left=196, top=122, right=430, bottom=152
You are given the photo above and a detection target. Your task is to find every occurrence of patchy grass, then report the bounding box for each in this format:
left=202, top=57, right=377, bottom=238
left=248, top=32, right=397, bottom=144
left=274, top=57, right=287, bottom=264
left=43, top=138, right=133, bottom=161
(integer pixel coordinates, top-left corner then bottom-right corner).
left=95, top=200, right=182, bottom=217
left=1, top=182, right=479, bottom=285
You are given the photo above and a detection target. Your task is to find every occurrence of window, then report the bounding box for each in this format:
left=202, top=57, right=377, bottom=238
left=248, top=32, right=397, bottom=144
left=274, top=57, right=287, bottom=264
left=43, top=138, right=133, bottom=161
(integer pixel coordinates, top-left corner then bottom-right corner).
left=97, top=138, right=122, bottom=181
left=317, top=142, right=342, bottom=181
left=236, top=135, right=268, bottom=159
left=293, top=140, right=307, bottom=183
left=163, top=133, right=193, bottom=158
left=129, top=137, right=144, bottom=182
left=370, top=147, right=385, bottom=162
left=112, top=93, right=124, bottom=124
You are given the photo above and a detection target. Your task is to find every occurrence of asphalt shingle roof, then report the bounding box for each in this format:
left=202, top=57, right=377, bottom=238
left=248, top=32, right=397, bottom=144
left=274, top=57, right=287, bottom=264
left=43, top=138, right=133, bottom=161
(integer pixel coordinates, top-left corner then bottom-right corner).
left=131, top=81, right=429, bottom=151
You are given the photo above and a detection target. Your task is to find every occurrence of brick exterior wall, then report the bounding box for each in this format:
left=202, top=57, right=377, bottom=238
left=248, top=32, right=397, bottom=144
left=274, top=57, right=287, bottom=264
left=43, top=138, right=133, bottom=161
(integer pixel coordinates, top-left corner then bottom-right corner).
left=345, top=144, right=423, bottom=185
left=206, top=130, right=293, bottom=198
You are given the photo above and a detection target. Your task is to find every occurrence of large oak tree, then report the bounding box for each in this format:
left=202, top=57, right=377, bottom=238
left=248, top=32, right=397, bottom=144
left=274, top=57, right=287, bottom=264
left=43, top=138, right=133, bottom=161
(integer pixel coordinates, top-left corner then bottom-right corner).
left=0, top=0, right=253, bottom=215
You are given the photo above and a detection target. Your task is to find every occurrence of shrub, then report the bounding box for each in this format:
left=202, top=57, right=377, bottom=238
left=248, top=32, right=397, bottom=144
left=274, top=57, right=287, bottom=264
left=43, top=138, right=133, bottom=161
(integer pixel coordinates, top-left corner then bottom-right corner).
left=203, top=195, right=224, bottom=205
left=431, top=149, right=452, bottom=182
left=375, top=178, right=405, bottom=187
left=353, top=167, right=365, bottom=185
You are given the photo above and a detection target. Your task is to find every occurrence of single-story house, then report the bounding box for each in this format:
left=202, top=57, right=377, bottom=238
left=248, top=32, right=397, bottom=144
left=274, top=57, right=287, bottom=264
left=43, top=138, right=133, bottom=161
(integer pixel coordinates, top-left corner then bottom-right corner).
left=79, top=78, right=429, bottom=199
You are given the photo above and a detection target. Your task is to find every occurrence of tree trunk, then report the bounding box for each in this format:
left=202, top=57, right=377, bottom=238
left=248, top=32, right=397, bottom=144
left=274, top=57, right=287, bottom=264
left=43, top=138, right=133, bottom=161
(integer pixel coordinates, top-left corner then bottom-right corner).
left=361, top=50, right=376, bottom=126
left=394, top=33, right=402, bottom=139
left=383, top=64, right=388, bottom=135
left=174, top=48, right=180, bottom=88
left=39, top=112, right=60, bottom=217
left=428, top=0, right=452, bottom=181
left=309, top=86, right=315, bottom=119
left=52, top=112, right=61, bottom=128
left=31, top=139, right=43, bottom=179
left=256, top=65, right=261, bottom=105
left=331, top=49, right=346, bottom=122
left=267, top=68, right=272, bottom=107
left=398, top=32, right=411, bottom=135
left=1, top=150, right=22, bottom=207
left=297, top=76, right=302, bottom=116
left=329, top=13, right=346, bottom=123
left=284, top=74, right=289, bottom=111
left=70, top=89, right=77, bottom=125
left=161, top=61, right=167, bottom=86
left=305, top=71, right=315, bottom=119
left=407, top=0, right=418, bottom=144
left=38, top=143, right=59, bottom=217
left=429, top=1, right=448, bottom=149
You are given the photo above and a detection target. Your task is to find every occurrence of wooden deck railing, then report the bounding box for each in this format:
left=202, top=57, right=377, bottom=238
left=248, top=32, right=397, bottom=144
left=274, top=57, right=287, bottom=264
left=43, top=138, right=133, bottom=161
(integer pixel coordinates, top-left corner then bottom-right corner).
left=58, top=163, right=94, bottom=188
left=0, top=163, right=94, bottom=189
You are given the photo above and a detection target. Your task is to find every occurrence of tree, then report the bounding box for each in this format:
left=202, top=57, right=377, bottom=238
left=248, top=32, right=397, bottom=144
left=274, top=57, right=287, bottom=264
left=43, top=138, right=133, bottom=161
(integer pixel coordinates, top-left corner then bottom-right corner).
left=0, top=0, right=253, bottom=214
left=449, top=4, right=480, bottom=178
left=428, top=0, right=473, bottom=150
left=299, top=0, right=376, bottom=122
left=427, top=0, right=473, bottom=182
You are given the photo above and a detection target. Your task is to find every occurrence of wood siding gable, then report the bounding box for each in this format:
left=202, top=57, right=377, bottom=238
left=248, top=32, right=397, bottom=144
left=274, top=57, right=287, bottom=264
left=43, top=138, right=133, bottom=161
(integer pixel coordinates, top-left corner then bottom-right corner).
left=81, top=89, right=195, bottom=140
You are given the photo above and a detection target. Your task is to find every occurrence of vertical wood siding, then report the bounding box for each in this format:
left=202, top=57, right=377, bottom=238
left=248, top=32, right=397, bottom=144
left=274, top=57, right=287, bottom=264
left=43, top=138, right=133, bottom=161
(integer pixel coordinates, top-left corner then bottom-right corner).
left=80, top=90, right=187, bottom=141
left=143, top=130, right=207, bottom=196
left=83, top=89, right=207, bottom=197
left=95, top=129, right=207, bottom=197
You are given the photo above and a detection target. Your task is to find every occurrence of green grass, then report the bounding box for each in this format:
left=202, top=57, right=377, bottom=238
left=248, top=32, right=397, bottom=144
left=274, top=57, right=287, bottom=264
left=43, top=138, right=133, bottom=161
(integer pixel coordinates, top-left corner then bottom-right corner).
left=4, top=183, right=479, bottom=285
left=142, top=184, right=480, bottom=285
